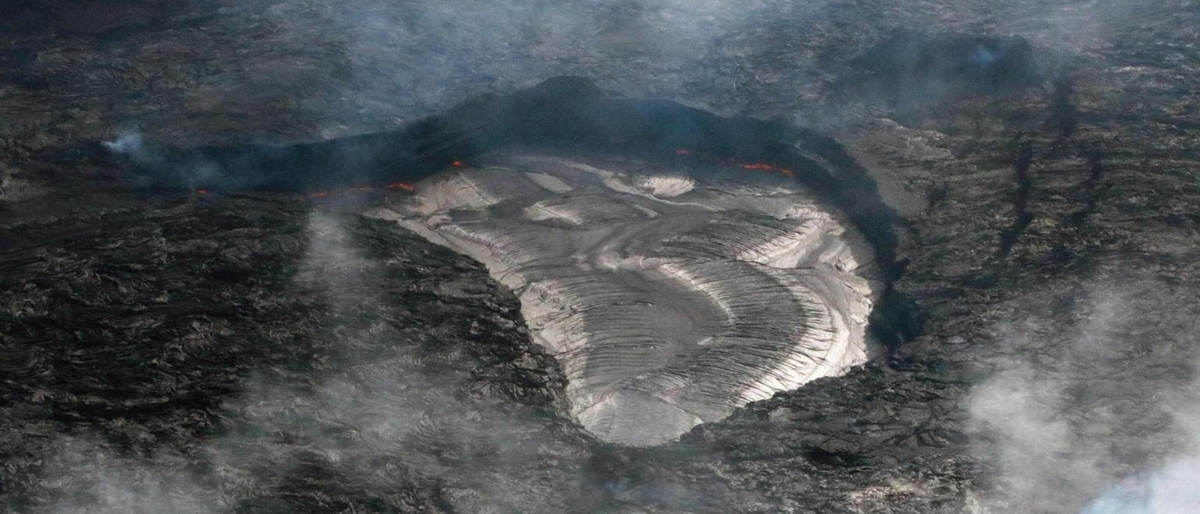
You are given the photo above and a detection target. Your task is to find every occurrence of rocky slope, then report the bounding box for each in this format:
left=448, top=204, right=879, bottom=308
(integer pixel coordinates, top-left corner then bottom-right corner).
left=2, top=0, right=1199, bottom=513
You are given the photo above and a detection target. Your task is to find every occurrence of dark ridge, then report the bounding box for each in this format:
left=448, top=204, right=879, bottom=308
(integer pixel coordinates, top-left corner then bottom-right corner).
left=1067, top=147, right=1106, bottom=227
left=0, top=0, right=189, bottom=37
left=100, top=75, right=924, bottom=357
left=1047, top=77, right=1080, bottom=139
left=787, top=129, right=924, bottom=353
left=97, top=119, right=477, bottom=193
left=997, top=136, right=1036, bottom=257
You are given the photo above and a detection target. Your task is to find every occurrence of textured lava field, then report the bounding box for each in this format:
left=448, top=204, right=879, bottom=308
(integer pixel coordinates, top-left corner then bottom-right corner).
left=2, top=1, right=1200, bottom=513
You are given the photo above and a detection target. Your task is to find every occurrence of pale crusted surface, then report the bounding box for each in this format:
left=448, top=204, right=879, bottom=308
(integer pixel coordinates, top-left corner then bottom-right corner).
left=382, top=153, right=879, bottom=445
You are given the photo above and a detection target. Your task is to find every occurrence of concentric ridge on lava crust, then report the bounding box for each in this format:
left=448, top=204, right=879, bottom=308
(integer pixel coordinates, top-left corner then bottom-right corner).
left=372, top=152, right=881, bottom=445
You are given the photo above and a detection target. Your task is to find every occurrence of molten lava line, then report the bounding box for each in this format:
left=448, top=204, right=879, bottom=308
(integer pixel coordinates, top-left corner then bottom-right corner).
left=673, top=149, right=796, bottom=178
left=739, top=162, right=796, bottom=178
left=304, top=182, right=416, bottom=199
left=384, top=182, right=416, bottom=191
left=301, top=163, right=437, bottom=198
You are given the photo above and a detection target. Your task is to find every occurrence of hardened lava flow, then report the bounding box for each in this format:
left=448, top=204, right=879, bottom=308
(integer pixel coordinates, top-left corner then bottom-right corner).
left=372, top=152, right=880, bottom=445
left=102, top=77, right=919, bottom=446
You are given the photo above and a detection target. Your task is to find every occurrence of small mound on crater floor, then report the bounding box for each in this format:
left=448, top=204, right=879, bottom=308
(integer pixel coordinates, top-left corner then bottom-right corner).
left=843, top=31, right=1043, bottom=105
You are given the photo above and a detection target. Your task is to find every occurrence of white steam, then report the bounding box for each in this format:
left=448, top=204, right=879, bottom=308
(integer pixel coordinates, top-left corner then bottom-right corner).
left=39, top=438, right=217, bottom=514
left=33, top=212, right=575, bottom=513
left=970, top=285, right=1200, bottom=514
left=970, top=363, right=1104, bottom=509
left=102, top=133, right=151, bottom=162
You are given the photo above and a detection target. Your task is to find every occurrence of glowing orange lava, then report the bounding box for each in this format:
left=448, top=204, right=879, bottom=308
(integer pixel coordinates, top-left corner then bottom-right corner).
left=673, top=148, right=795, bottom=178
left=740, top=163, right=796, bottom=178
left=305, top=183, right=415, bottom=199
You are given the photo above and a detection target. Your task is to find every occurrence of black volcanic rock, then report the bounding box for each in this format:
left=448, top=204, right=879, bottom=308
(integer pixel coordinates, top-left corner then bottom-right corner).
left=1, top=0, right=1199, bottom=513
left=0, top=193, right=589, bottom=512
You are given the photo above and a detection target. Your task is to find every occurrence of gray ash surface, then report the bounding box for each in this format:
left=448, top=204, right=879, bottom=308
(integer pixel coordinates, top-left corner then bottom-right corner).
left=3, top=1, right=1200, bottom=513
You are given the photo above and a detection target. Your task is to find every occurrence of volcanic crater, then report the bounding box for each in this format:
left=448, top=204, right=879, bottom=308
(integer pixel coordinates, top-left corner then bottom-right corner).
left=104, top=77, right=914, bottom=446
